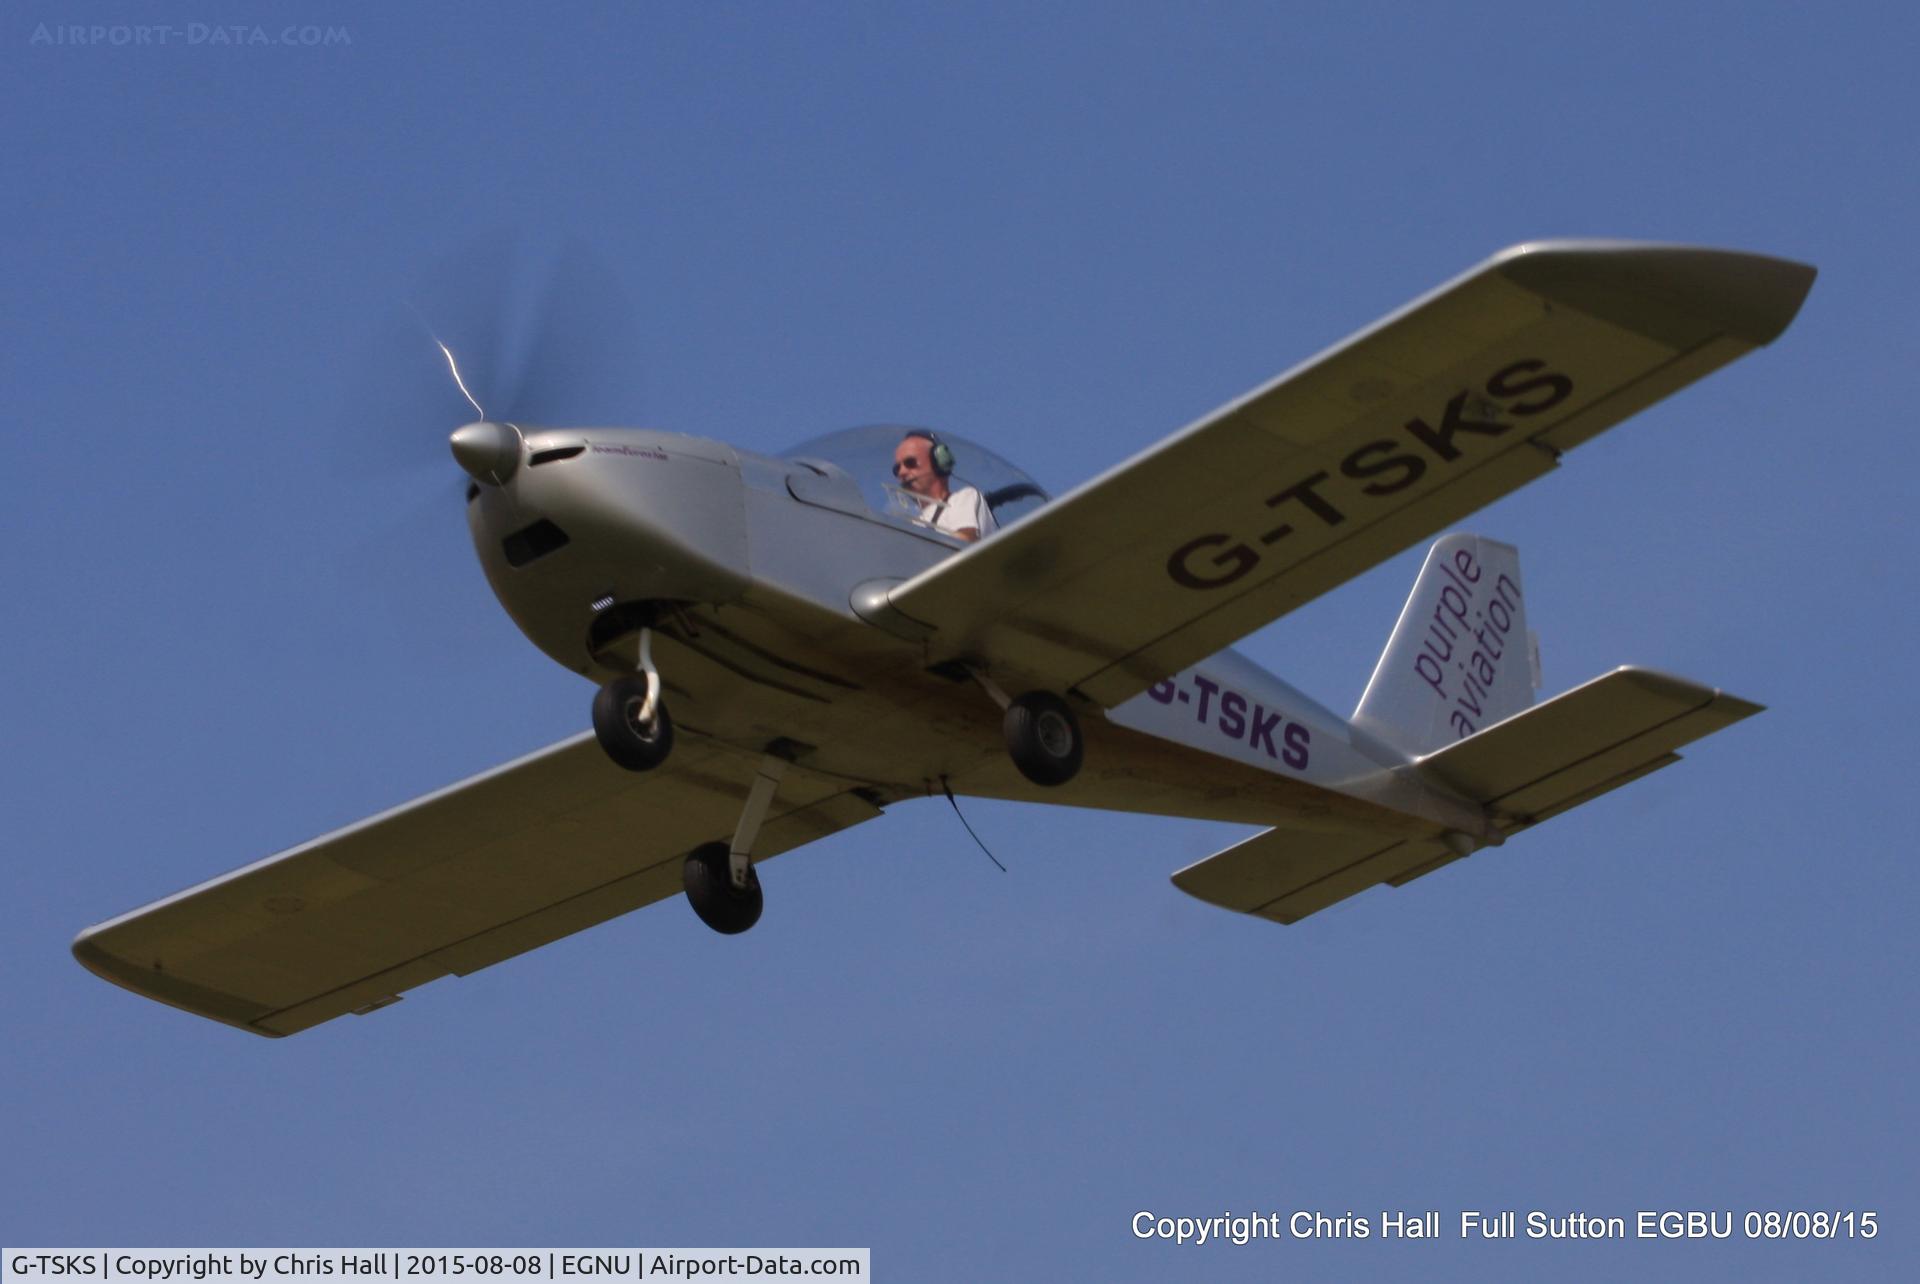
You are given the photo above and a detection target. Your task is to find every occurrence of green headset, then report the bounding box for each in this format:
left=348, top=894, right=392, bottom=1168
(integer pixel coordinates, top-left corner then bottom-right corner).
left=904, top=429, right=955, bottom=478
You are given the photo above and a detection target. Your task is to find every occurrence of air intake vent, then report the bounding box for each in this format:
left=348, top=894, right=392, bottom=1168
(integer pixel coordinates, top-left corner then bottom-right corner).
left=502, top=519, right=570, bottom=567
left=529, top=445, right=586, bottom=466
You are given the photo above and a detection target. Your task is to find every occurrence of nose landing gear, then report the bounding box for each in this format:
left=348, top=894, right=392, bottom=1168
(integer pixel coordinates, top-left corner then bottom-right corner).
left=592, top=673, right=675, bottom=770
left=592, top=627, right=674, bottom=771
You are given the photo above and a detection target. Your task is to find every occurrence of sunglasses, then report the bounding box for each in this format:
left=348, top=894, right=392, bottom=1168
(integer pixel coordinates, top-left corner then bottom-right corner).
left=892, top=455, right=925, bottom=475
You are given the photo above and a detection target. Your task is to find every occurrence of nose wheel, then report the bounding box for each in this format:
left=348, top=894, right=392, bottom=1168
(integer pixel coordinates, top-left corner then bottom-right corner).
left=592, top=672, right=675, bottom=770
left=592, top=627, right=674, bottom=771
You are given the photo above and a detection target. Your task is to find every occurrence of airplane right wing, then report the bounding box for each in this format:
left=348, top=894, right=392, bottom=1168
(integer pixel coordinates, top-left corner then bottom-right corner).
left=74, top=732, right=884, bottom=1037
left=886, top=242, right=1814, bottom=707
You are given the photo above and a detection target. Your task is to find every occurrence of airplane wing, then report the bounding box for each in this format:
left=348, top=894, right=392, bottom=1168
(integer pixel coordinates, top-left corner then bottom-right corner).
left=886, top=241, right=1815, bottom=706
left=73, top=733, right=884, bottom=1037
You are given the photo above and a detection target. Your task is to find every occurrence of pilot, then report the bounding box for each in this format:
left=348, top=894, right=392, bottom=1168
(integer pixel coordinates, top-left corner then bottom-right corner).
left=891, top=430, right=995, bottom=543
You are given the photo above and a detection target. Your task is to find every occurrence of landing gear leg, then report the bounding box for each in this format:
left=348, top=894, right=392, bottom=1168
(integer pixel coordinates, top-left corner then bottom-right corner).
left=592, top=628, right=674, bottom=771
left=683, top=750, right=790, bottom=935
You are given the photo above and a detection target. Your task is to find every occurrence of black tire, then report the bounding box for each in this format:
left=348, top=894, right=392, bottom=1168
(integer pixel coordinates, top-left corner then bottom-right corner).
left=682, top=841, right=764, bottom=935
left=1004, top=690, right=1083, bottom=787
left=591, top=675, right=675, bottom=771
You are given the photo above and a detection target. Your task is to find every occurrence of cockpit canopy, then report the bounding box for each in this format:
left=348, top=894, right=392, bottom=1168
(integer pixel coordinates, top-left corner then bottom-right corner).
left=781, top=425, right=1051, bottom=537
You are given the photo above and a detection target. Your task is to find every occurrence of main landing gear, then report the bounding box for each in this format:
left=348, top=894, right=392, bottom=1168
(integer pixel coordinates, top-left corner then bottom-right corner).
left=590, top=631, right=1085, bottom=931
left=682, top=842, right=760, bottom=935
left=1004, top=690, right=1083, bottom=787
left=968, top=668, right=1084, bottom=788
left=682, top=751, right=789, bottom=935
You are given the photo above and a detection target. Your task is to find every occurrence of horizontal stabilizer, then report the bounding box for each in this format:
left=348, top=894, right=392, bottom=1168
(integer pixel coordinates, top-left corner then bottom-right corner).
left=1171, top=827, right=1456, bottom=925
left=1414, top=665, right=1761, bottom=833
left=1170, top=666, right=1760, bottom=924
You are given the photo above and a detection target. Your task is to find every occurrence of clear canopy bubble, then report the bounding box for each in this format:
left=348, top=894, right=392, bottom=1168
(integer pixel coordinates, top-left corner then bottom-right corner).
left=781, top=424, right=1051, bottom=536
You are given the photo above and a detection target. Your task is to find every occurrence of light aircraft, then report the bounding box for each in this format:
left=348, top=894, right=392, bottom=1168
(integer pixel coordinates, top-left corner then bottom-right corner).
left=74, top=241, right=1815, bottom=1037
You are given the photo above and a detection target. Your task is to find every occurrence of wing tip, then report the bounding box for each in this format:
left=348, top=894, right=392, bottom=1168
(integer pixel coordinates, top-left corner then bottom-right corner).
left=1605, top=664, right=1767, bottom=722
left=1490, top=239, right=1816, bottom=347
left=71, top=925, right=284, bottom=1038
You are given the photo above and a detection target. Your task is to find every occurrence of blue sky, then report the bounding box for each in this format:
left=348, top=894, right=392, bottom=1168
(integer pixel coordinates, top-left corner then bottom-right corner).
left=5, top=2, right=1913, bottom=1279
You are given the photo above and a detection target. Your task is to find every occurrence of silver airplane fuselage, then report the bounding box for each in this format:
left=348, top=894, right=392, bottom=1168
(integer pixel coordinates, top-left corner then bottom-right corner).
left=458, top=422, right=1487, bottom=842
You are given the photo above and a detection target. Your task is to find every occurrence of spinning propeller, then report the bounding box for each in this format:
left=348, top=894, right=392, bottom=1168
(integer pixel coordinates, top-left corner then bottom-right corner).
left=335, top=235, right=643, bottom=628
left=346, top=233, right=643, bottom=484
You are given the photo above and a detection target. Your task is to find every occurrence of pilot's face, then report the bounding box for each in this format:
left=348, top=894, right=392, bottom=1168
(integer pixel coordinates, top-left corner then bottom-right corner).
left=892, top=438, right=944, bottom=497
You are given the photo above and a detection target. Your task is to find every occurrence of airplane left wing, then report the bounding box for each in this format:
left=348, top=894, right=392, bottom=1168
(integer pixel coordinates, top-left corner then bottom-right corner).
left=74, top=733, right=882, bottom=1037
left=886, top=241, right=1814, bottom=705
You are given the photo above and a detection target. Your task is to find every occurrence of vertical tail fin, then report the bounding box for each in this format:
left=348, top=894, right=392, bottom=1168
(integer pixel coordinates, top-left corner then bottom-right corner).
left=1352, top=533, right=1537, bottom=757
